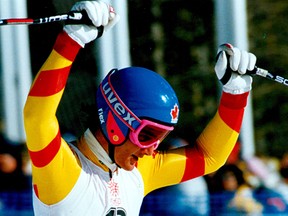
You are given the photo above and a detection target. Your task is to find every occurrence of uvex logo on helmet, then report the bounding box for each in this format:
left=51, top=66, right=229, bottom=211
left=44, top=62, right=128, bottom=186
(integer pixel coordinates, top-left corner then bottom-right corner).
left=100, top=80, right=139, bottom=130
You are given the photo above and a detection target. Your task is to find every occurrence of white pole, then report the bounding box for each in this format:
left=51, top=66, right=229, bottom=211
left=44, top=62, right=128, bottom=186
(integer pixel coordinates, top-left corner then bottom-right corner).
left=96, top=0, right=131, bottom=81
left=0, top=0, right=32, bottom=143
left=215, top=0, right=255, bottom=160
left=97, top=28, right=116, bottom=81
left=113, top=0, right=131, bottom=68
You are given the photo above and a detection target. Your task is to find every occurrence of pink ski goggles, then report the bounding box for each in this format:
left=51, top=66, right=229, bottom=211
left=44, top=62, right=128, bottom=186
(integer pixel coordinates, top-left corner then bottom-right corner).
left=129, top=119, right=174, bottom=149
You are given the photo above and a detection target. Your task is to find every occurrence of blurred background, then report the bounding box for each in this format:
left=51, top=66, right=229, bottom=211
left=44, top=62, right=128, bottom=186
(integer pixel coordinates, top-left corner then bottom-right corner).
left=1, top=0, right=288, bottom=215
left=6, top=0, right=287, bottom=157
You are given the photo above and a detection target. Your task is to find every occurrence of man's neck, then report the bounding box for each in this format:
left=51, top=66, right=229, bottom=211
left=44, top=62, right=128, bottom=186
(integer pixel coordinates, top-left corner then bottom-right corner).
left=76, top=129, right=118, bottom=174
left=76, top=135, right=110, bottom=172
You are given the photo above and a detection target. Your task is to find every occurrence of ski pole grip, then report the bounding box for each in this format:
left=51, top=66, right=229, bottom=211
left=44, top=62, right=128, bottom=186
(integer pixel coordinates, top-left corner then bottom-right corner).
left=65, top=11, right=104, bottom=38
left=217, top=43, right=259, bottom=76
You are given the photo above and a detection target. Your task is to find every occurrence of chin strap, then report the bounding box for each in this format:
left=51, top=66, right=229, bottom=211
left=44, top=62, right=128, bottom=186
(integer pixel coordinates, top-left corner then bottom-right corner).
left=108, top=143, right=116, bottom=178
left=108, top=143, right=116, bottom=163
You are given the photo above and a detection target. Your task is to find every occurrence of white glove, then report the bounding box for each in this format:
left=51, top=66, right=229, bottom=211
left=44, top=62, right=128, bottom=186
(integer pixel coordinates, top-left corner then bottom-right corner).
left=64, top=1, right=120, bottom=47
left=214, top=43, right=256, bottom=94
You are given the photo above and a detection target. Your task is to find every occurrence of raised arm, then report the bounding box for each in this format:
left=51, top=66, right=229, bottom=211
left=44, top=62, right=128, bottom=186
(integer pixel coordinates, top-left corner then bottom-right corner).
left=23, top=1, right=119, bottom=204
left=138, top=44, right=256, bottom=195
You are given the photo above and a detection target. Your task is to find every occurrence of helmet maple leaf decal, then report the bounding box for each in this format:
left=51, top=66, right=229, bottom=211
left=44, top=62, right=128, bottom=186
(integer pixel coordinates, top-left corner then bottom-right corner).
left=170, top=104, right=179, bottom=123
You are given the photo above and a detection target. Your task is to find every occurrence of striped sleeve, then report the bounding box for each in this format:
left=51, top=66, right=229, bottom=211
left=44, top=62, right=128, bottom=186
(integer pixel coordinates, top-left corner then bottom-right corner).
left=181, top=91, right=249, bottom=180
left=138, top=91, right=249, bottom=195
left=23, top=31, right=82, bottom=204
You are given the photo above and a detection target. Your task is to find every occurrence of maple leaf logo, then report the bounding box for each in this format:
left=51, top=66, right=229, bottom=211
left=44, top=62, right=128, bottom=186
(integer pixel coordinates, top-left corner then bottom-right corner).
left=108, top=179, right=119, bottom=197
left=170, top=104, right=179, bottom=123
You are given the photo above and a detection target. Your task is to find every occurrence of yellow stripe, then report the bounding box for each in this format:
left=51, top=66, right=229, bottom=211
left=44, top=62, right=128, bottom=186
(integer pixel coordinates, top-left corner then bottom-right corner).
left=30, top=50, right=72, bottom=89
left=138, top=148, right=186, bottom=195
left=197, top=112, right=239, bottom=174
left=24, top=90, right=63, bottom=151
left=29, top=50, right=72, bottom=90
left=41, top=50, right=72, bottom=70
left=32, top=139, right=81, bottom=204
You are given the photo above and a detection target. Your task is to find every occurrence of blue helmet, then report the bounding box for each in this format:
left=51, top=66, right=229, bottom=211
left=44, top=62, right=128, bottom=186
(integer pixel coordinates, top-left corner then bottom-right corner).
left=96, top=67, right=180, bottom=145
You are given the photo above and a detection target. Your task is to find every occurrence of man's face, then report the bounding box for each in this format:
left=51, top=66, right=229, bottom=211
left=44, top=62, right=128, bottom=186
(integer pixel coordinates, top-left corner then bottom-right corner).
left=114, top=139, right=155, bottom=171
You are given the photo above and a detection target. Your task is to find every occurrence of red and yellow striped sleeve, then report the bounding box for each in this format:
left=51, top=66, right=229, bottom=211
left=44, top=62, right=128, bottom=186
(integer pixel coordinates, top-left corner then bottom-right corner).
left=138, top=91, right=249, bottom=196
left=23, top=31, right=82, bottom=204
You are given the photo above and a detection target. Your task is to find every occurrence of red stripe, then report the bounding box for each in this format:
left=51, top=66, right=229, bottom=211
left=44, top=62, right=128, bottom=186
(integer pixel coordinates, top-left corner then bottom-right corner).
left=220, top=92, right=249, bottom=109
left=218, top=105, right=244, bottom=132
left=33, top=185, right=39, bottom=198
left=181, top=147, right=205, bottom=182
left=29, top=67, right=70, bottom=96
left=54, top=31, right=81, bottom=61
left=7, top=18, right=33, bottom=24
left=218, top=92, right=248, bottom=132
left=29, top=130, right=61, bottom=168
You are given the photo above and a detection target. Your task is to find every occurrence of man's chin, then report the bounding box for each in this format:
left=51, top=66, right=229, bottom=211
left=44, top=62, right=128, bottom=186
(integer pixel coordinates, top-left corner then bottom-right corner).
left=126, top=156, right=138, bottom=170
left=121, top=163, right=135, bottom=171
left=116, top=155, right=138, bottom=171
